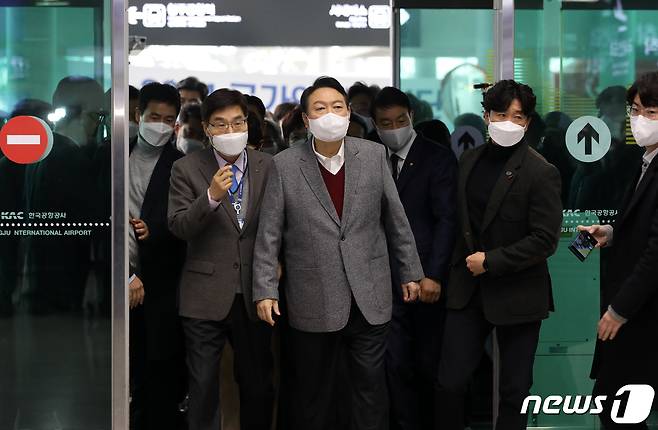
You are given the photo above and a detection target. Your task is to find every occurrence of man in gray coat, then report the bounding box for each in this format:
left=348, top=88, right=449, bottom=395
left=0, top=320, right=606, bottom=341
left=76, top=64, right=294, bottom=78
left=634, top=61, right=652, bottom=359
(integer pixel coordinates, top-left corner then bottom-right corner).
left=168, top=89, right=274, bottom=430
left=253, top=77, right=424, bottom=430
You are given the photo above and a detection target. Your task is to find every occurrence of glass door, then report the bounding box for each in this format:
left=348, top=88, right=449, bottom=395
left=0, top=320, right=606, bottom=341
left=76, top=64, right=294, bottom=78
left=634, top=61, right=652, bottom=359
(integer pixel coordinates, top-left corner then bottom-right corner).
left=394, top=0, right=495, bottom=156
left=515, top=0, right=658, bottom=428
left=393, top=4, right=496, bottom=429
left=0, top=1, right=125, bottom=429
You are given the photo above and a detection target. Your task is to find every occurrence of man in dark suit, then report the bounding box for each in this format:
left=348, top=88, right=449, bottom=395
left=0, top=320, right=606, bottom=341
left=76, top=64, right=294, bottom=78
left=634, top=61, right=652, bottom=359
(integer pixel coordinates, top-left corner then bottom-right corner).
left=436, top=80, right=563, bottom=430
left=168, top=88, right=275, bottom=430
left=370, top=87, right=457, bottom=430
left=253, top=77, right=424, bottom=430
left=580, top=71, right=658, bottom=429
left=128, top=82, right=186, bottom=430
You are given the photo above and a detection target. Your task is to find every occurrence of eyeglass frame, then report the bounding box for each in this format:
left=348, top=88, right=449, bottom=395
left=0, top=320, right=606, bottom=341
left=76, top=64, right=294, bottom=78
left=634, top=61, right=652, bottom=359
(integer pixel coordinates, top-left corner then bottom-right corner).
left=207, top=116, right=249, bottom=133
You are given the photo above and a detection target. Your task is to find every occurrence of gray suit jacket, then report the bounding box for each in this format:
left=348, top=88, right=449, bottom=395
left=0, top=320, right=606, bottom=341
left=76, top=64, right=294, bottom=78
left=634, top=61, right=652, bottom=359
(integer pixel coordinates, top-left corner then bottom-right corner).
left=168, top=147, right=273, bottom=321
left=252, top=137, right=423, bottom=332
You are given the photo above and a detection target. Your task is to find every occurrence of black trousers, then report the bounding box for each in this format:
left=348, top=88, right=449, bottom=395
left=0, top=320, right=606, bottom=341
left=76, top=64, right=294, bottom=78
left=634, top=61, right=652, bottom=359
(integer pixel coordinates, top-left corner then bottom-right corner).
left=130, top=306, right=187, bottom=430
left=182, top=295, right=274, bottom=430
left=386, top=300, right=446, bottom=430
left=436, top=291, right=541, bottom=430
left=592, top=327, right=656, bottom=430
left=288, top=300, right=389, bottom=430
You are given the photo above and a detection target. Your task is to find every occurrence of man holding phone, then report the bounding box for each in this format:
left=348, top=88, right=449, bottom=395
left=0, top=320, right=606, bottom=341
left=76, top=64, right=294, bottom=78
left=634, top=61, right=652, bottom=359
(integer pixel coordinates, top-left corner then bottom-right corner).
left=579, top=71, right=658, bottom=429
left=168, top=88, right=275, bottom=430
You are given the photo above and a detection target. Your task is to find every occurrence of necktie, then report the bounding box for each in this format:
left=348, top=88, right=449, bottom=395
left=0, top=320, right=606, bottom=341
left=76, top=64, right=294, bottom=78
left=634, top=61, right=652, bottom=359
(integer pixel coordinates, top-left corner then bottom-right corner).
left=391, top=154, right=401, bottom=181
left=230, top=164, right=240, bottom=194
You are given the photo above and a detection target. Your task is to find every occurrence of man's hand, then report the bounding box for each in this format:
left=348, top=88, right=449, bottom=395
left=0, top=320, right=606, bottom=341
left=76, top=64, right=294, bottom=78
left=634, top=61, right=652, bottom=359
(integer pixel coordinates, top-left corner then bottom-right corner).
left=466, top=252, right=486, bottom=276
left=419, top=278, right=441, bottom=303
left=401, top=282, right=420, bottom=303
left=208, top=165, right=234, bottom=202
left=577, top=224, right=613, bottom=248
left=256, top=299, right=280, bottom=326
left=130, top=218, right=150, bottom=241
left=598, top=310, right=625, bottom=341
left=129, top=276, right=145, bottom=309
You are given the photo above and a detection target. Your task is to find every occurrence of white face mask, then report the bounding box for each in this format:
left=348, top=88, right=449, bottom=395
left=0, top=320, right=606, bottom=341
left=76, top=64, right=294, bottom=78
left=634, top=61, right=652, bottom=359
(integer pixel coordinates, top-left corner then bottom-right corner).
left=377, top=124, right=414, bottom=152
left=308, top=112, right=349, bottom=142
left=139, top=121, right=173, bottom=147
left=630, top=115, right=658, bottom=148
left=488, top=120, right=525, bottom=147
left=176, top=135, right=205, bottom=154
left=210, top=131, right=248, bottom=157
left=128, top=121, right=139, bottom=140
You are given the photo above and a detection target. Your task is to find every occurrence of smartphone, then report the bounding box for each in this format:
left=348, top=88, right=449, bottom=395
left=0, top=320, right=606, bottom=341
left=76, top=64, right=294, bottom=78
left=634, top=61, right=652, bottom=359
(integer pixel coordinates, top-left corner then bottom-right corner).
left=568, top=230, right=599, bottom=262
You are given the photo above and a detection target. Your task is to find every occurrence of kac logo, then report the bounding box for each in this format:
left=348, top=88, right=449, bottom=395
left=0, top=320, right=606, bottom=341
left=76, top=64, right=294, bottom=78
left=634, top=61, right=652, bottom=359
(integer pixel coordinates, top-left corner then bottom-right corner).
left=522, top=385, right=655, bottom=424
left=1, top=211, right=24, bottom=220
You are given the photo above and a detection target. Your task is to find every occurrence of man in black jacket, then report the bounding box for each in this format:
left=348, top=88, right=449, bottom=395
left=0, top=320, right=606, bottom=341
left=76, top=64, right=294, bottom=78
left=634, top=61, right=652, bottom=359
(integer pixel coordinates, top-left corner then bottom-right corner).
left=372, top=87, right=457, bottom=430
left=129, top=82, right=186, bottom=430
left=580, top=71, right=658, bottom=429
left=435, top=80, right=563, bottom=430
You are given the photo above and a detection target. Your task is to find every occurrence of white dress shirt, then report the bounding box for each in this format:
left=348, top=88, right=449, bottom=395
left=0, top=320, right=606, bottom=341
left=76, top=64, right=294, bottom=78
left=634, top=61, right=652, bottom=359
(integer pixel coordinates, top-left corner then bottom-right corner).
left=313, top=138, right=345, bottom=175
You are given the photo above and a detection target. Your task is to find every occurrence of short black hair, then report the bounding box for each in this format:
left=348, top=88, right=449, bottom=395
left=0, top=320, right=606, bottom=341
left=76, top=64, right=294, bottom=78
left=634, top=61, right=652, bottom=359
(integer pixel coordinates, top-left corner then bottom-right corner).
left=282, top=106, right=306, bottom=140
left=138, top=82, right=181, bottom=116
left=247, top=114, right=263, bottom=148
left=246, top=95, right=267, bottom=120
left=349, top=112, right=368, bottom=131
left=129, top=85, right=140, bottom=101
left=179, top=102, right=202, bottom=124
left=348, top=82, right=375, bottom=102
left=274, top=102, right=297, bottom=122
left=371, top=86, right=412, bottom=119
left=300, top=76, right=348, bottom=114
left=627, top=71, right=658, bottom=108
left=177, top=76, right=209, bottom=100
left=201, top=88, right=249, bottom=123
left=482, top=79, right=536, bottom=117
left=597, top=86, right=626, bottom=110
left=416, top=119, right=451, bottom=147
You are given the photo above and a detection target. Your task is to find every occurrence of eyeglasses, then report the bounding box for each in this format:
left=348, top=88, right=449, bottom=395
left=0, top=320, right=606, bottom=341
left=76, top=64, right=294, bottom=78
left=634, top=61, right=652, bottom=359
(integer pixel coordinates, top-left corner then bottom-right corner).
left=208, top=117, right=248, bottom=133
left=627, top=105, right=658, bottom=120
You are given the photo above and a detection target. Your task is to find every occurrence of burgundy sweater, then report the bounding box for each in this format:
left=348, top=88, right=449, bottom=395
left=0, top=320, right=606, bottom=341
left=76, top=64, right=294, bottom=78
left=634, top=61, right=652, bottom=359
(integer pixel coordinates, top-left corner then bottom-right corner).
left=318, top=162, right=345, bottom=220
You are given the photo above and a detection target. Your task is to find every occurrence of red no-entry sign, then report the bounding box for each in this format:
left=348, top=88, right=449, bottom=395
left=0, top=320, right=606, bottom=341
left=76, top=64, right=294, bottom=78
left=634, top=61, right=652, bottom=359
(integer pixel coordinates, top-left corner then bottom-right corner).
left=0, top=116, right=54, bottom=164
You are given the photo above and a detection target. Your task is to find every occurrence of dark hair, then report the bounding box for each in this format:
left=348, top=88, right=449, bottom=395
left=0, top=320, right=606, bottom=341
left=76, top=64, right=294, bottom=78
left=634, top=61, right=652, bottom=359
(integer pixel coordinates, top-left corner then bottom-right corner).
left=348, top=82, right=375, bottom=102
left=300, top=76, right=348, bottom=113
left=415, top=119, right=451, bottom=147
left=282, top=106, right=306, bottom=140
left=627, top=71, right=658, bottom=108
left=371, top=86, right=412, bottom=119
left=349, top=112, right=368, bottom=131
left=274, top=102, right=297, bottom=122
left=52, top=76, right=104, bottom=119
left=129, top=85, right=140, bottom=101
left=11, top=98, right=53, bottom=122
left=138, top=82, right=181, bottom=116
left=597, top=86, right=626, bottom=110
left=179, top=102, right=202, bottom=124
left=201, top=89, right=249, bottom=123
left=482, top=79, right=536, bottom=116
left=177, top=76, right=209, bottom=100
left=247, top=114, right=263, bottom=149
left=246, top=95, right=267, bottom=120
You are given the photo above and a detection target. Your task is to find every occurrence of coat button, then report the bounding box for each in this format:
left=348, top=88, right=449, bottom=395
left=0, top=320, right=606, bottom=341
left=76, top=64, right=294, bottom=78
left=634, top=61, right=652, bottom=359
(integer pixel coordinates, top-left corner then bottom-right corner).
left=233, top=263, right=239, bottom=269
